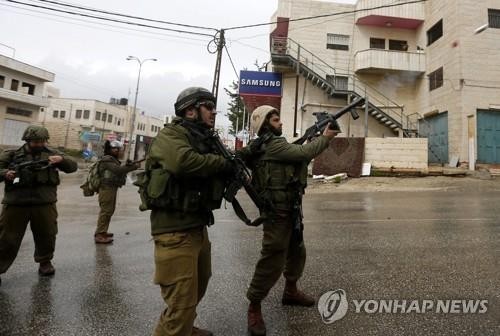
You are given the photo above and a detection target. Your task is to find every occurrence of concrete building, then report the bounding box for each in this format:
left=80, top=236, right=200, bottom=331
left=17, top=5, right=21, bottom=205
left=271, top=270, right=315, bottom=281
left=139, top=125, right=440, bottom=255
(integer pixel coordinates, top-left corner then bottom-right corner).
left=269, top=0, right=500, bottom=165
left=0, top=54, right=54, bottom=146
left=40, top=98, right=164, bottom=159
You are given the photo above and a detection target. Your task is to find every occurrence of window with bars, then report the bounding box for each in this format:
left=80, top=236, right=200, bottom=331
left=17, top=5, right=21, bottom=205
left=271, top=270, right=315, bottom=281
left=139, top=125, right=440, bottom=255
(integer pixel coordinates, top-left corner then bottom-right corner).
left=7, top=107, right=32, bottom=117
left=326, top=75, right=349, bottom=91
left=83, top=110, right=90, bottom=119
left=489, top=9, right=500, bottom=28
left=0, top=75, right=5, bottom=89
left=102, top=112, right=107, bottom=122
left=53, top=110, right=59, bottom=118
left=108, top=114, right=113, bottom=123
left=60, top=110, right=66, bottom=119
left=75, top=110, right=82, bottom=119
left=427, top=19, right=443, bottom=46
left=95, top=111, right=101, bottom=120
left=370, top=38, right=385, bottom=49
left=327, top=34, right=349, bottom=51
left=428, top=67, right=444, bottom=91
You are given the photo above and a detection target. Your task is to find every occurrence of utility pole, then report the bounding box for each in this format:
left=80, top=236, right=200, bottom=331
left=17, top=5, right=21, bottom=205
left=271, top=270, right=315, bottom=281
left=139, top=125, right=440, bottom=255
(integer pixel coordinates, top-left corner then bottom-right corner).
left=211, top=29, right=225, bottom=103
left=64, top=104, right=73, bottom=149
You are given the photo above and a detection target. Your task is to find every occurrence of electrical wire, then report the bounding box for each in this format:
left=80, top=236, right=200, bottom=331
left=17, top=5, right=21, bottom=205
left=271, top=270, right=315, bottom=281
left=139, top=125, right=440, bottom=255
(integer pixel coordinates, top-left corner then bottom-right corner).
left=224, top=0, right=427, bottom=30
left=3, top=0, right=216, bottom=37
left=30, top=0, right=218, bottom=31
left=224, top=44, right=240, bottom=80
left=0, top=3, right=213, bottom=46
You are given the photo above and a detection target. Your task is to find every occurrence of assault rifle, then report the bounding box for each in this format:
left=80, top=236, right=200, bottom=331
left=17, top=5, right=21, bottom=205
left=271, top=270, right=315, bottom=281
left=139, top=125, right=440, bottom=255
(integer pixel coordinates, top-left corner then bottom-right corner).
left=8, top=159, right=52, bottom=184
left=209, top=130, right=266, bottom=227
left=293, top=97, right=366, bottom=145
left=126, top=158, right=146, bottom=166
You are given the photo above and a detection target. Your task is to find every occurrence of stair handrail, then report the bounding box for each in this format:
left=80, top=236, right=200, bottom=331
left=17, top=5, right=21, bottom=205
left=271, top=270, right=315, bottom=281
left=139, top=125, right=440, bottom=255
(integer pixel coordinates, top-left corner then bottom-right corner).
left=272, top=37, right=415, bottom=131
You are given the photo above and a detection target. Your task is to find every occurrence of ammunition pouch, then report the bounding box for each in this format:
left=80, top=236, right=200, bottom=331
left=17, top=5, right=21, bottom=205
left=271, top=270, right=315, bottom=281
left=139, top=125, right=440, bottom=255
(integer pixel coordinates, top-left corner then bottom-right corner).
left=136, top=168, right=225, bottom=212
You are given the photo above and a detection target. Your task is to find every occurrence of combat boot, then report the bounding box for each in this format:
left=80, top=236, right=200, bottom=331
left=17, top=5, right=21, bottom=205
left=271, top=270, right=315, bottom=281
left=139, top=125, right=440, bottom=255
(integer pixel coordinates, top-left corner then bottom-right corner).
left=282, top=280, right=315, bottom=307
left=38, top=261, right=55, bottom=276
left=191, top=326, right=213, bottom=336
left=95, top=233, right=113, bottom=244
left=248, top=302, right=266, bottom=336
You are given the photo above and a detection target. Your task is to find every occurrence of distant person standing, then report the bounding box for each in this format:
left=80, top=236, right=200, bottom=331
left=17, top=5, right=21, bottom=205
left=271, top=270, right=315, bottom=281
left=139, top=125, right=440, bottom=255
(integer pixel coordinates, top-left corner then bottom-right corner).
left=0, top=126, right=77, bottom=285
left=94, top=140, right=139, bottom=244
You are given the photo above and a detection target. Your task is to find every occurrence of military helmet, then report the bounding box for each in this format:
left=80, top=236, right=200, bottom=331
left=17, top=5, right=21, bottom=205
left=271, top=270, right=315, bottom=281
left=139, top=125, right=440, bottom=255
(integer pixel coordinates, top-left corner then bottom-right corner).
left=174, top=87, right=216, bottom=116
left=109, top=140, right=123, bottom=148
left=22, top=125, right=50, bottom=141
left=250, top=105, right=278, bottom=135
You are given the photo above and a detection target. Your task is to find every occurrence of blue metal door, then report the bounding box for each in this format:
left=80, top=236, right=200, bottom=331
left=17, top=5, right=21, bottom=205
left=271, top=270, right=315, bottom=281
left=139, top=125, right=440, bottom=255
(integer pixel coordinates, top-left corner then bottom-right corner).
left=477, top=110, right=500, bottom=163
left=419, top=112, right=448, bottom=164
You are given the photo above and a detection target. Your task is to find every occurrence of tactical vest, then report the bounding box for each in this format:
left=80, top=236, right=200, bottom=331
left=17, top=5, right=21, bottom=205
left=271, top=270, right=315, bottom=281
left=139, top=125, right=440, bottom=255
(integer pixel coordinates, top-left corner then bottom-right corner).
left=140, top=122, right=225, bottom=213
left=100, top=156, right=126, bottom=187
left=249, top=139, right=308, bottom=211
left=5, top=148, right=60, bottom=191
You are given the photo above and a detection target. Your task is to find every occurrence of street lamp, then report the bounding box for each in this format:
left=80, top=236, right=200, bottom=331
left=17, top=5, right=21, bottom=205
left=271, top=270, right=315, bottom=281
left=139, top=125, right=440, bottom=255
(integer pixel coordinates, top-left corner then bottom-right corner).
left=126, top=56, right=157, bottom=160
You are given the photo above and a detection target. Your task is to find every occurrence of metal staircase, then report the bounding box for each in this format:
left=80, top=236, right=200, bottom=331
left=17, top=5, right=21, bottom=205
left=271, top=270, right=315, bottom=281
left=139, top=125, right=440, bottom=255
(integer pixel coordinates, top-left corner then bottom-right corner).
left=271, top=37, right=419, bottom=137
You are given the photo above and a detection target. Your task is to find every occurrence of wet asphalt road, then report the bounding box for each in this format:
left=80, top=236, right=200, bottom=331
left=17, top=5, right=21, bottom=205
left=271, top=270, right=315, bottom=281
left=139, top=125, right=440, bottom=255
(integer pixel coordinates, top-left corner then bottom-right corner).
left=0, top=174, right=500, bottom=336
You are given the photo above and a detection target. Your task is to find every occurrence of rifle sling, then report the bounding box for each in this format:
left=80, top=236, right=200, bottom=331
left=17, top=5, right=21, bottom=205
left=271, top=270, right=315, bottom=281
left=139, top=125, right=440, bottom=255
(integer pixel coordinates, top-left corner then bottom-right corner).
left=231, top=197, right=265, bottom=227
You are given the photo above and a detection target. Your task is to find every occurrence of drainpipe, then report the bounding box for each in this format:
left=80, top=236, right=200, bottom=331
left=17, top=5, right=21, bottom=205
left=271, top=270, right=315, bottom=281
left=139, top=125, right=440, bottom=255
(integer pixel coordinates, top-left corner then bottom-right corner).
left=293, top=45, right=301, bottom=137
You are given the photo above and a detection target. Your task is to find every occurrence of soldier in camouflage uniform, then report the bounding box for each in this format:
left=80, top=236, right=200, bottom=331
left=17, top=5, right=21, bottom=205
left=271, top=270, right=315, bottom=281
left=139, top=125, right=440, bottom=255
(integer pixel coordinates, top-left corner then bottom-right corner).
left=242, top=106, right=338, bottom=336
left=147, top=87, right=233, bottom=336
left=94, top=140, right=139, bottom=244
left=0, top=126, right=77, bottom=286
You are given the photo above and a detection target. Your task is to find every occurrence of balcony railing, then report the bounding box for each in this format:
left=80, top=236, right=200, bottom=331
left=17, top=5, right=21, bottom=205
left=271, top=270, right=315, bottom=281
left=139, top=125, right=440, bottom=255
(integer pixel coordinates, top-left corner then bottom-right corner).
left=355, top=49, right=426, bottom=73
left=0, top=88, right=49, bottom=107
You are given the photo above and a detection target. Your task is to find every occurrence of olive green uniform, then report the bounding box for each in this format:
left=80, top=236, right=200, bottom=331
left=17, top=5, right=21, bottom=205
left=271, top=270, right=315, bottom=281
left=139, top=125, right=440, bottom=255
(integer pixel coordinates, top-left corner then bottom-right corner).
left=147, top=118, right=227, bottom=336
left=95, top=155, right=137, bottom=235
left=0, top=145, right=77, bottom=274
left=244, top=134, right=330, bottom=303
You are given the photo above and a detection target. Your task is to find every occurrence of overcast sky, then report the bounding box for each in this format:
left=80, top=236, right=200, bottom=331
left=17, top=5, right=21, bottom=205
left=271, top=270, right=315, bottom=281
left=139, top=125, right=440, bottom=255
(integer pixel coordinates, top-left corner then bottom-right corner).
left=0, top=0, right=356, bottom=128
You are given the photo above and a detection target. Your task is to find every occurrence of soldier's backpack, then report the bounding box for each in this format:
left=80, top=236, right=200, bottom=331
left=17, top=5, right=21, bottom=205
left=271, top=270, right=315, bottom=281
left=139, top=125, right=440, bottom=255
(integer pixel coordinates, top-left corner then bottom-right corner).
left=80, top=160, right=101, bottom=197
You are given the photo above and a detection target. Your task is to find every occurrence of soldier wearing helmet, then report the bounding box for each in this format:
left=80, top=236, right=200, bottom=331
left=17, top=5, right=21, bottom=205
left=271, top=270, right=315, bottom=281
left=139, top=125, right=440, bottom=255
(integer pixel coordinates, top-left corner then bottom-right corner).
left=146, top=87, right=232, bottom=336
left=241, top=106, right=338, bottom=336
left=0, top=125, right=77, bottom=285
left=94, top=139, right=140, bottom=244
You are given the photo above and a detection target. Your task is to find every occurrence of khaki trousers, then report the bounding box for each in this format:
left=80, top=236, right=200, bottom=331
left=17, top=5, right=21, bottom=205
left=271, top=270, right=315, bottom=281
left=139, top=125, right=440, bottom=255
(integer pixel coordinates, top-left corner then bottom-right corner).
left=247, top=211, right=306, bottom=303
left=153, top=226, right=211, bottom=336
left=0, top=204, right=58, bottom=274
left=96, top=186, right=117, bottom=234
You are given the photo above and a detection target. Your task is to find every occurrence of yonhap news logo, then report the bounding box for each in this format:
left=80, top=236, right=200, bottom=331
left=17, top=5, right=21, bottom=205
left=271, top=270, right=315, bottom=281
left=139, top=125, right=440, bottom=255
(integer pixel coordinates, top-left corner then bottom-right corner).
left=318, top=289, right=348, bottom=324
left=318, top=289, right=488, bottom=324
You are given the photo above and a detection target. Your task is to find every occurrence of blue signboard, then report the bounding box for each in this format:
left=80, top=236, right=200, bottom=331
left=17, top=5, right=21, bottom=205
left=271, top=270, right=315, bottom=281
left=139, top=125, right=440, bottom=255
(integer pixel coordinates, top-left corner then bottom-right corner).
left=80, top=131, right=101, bottom=143
left=239, top=71, right=282, bottom=97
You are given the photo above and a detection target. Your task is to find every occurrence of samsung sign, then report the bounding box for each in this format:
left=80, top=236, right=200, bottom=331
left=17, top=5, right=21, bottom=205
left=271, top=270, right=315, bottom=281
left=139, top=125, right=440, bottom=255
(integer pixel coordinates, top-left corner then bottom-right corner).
left=239, top=71, right=282, bottom=97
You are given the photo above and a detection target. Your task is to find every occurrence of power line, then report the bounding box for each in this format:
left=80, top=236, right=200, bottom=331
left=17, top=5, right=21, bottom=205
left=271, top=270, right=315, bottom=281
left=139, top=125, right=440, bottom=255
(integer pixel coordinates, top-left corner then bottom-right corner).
left=224, top=0, right=427, bottom=30
left=0, top=3, right=212, bottom=46
left=3, top=0, right=216, bottom=37
left=31, top=0, right=218, bottom=31
left=224, top=44, right=240, bottom=80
